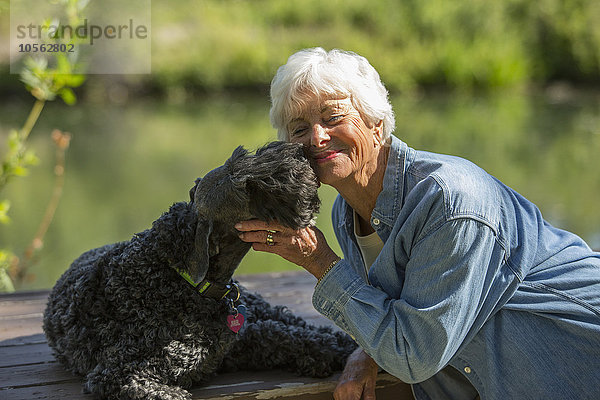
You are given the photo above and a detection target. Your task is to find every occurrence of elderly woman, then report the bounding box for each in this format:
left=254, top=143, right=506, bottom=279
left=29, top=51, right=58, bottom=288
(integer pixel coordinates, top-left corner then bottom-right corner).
left=236, top=48, right=600, bottom=400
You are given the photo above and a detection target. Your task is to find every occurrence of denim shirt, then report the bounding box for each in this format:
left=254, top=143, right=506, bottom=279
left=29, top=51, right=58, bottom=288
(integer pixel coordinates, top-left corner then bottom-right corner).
left=312, top=135, right=600, bottom=399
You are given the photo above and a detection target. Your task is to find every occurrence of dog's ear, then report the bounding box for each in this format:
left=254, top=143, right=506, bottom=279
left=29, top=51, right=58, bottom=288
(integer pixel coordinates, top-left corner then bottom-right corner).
left=186, top=218, right=212, bottom=283
left=246, top=142, right=321, bottom=228
left=189, top=177, right=202, bottom=203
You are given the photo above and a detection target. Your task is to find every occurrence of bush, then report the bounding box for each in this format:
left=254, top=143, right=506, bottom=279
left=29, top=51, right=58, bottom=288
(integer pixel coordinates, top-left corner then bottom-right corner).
left=1, top=0, right=599, bottom=94
left=147, top=0, right=600, bottom=93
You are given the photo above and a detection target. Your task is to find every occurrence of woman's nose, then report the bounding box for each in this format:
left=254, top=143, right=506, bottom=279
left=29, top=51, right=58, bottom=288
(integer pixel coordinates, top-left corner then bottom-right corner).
left=310, top=123, right=330, bottom=147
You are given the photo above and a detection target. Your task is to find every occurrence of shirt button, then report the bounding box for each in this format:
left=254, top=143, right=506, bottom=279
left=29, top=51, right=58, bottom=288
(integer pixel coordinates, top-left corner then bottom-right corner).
left=464, top=366, right=472, bottom=374
left=372, top=218, right=380, bottom=226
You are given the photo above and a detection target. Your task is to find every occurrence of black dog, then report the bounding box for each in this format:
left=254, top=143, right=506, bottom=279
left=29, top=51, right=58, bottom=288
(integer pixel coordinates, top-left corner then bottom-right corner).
left=43, top=142, right=357, bottom=400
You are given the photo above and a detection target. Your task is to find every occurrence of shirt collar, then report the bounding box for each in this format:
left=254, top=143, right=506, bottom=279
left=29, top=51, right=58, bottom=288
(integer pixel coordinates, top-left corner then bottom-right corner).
left=337, top=135, right=410, bottom=232
left=371, top=135, right=409, bottom=227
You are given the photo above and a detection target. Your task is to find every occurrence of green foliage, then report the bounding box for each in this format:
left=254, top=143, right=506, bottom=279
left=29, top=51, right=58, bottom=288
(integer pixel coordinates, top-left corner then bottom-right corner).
left=1, top=0, right=598, bottom=94
left=148, top=0, right=600, bottom=93
left=20, top=56, right=86, bottom=104
left=0, top=250, right=15, bottom=293
left=0, top=200, right=10, bottom=224
left=0, top=0, right=87, bottom=292
left=0, top=130, right=40, bottom=191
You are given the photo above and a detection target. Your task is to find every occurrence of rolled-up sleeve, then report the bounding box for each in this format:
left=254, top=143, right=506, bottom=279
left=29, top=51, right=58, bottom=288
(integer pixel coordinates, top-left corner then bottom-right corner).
left=313, top=217, right=501, bottom=383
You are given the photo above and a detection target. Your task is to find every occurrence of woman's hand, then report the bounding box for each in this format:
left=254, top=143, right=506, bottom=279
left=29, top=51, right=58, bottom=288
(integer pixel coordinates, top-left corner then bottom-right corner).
left=334, top=348, right=379, bottom=400
left=235, top=219, right=339, bottom=279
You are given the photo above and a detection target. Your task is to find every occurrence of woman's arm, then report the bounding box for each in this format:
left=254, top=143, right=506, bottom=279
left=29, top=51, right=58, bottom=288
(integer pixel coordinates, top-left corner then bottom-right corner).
left=313, top=217, right=501, bottom=383
left=236, top=216, right=503, bottom=384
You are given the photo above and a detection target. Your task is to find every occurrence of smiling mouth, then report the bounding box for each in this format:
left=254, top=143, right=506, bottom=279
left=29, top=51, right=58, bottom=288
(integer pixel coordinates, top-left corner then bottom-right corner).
left=312, top=150, right=341, bottom=163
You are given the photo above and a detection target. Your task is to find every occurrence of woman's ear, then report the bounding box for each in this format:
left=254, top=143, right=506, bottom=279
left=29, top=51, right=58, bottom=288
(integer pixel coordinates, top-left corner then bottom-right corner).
left=373, top=120, right=384, bottom=147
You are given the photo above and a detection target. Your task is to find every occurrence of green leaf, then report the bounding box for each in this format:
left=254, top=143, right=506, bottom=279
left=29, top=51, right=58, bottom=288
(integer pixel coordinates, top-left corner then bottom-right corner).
left=56, top=53, right=72, bottom=75
left=59, top=87, right=77, bottom=105
left=12, top=166, right=28, bottom=177
left=23, top=151, right=40, bottom=166
left=0, top=200, right=10, bottom=224
left=0, top=269, right=15, bottom=293
left=65, top=74, right=86, bottom=88
left=7, top=130, right=20, bottom=149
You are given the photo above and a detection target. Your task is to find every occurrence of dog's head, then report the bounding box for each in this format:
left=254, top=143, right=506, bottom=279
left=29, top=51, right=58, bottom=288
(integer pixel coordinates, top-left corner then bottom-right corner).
left=185, top=141, right=320, bottom=284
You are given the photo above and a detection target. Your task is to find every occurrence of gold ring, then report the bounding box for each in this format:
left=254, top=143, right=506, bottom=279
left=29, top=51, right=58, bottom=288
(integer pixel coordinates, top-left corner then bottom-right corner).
left=266, top=230, right=275, bottom=246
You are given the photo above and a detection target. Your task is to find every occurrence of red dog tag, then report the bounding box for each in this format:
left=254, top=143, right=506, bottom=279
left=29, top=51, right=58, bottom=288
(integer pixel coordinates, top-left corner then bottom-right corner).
left=227, top=313, right=245, bottom=333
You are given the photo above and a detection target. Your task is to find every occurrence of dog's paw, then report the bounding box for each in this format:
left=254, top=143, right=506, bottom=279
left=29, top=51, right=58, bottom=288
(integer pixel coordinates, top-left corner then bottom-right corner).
left=121, top=381, right=192, bottom=400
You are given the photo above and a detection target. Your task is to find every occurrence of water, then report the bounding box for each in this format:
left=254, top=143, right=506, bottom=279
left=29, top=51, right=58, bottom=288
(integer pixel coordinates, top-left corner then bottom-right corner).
left=1, top=90, right=599, bottom=290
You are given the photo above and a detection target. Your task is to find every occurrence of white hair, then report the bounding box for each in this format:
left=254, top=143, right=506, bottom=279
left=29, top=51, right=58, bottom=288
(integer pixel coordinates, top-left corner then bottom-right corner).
left=269, top=47, right=395, bottom=143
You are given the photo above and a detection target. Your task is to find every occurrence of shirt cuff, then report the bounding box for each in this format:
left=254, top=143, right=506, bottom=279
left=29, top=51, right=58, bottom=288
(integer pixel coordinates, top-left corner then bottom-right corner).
left=312, top=259, right=366, bottom=334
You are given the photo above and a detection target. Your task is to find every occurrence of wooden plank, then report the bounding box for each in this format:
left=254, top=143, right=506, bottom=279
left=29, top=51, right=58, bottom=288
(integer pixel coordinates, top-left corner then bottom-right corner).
left=0, top=342, right=55, bottom=367
left=0, top=356, right=408, bottom=399
left=194, top=370, right=340, bottom=399
left=191, top=371, right=411, bottom=400
left=0, top=333, right=46, bottom=347
left=0, top=373, right=411, bottom=400
left=0, top=315, right=45, bottom=343
left=0, top=380, right=94, bottom=400
left=0, top=291, right=48, bottom=344
left=0, top=362, right=79, bottom=390
left=0, top=300, right=46, bottom=318
left=0, top=291, right=49, bottom=302
left=0, top=273, right=409, bottom=399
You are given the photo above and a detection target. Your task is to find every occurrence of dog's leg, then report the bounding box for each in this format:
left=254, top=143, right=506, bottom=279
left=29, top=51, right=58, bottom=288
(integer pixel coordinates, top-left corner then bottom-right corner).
left=239, top=289, right=337, bottom=333
left=221, top=289, right=357, bottom=377
left=240, top=289, right=357, bottom=350
left=239, top=289, right=317, bottom=328
left=84, top=363, right=192, bottom=400
left=121, top=370, right=192, bottom=400
left=221, top=319, right=357, bottom=378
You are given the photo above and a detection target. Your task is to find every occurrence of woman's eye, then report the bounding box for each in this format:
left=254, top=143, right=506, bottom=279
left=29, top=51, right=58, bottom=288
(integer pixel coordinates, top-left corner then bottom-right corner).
left=291, top=127, right=307, bottom=136
left=326, top=115, right=343, bottom=123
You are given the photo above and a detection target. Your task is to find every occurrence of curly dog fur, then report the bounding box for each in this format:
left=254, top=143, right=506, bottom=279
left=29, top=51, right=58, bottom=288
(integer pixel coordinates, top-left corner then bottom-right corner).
left=43, top=142, right=357, bottom=400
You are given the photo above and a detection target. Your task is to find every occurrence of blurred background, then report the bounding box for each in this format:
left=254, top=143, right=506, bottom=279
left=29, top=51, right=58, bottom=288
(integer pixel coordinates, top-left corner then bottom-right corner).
left=0, top=0, right=599, bottom=291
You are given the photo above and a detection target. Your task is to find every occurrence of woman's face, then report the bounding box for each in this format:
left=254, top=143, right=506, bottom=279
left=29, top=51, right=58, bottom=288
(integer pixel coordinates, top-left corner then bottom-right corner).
left=287, top=97, right=383, bottom=186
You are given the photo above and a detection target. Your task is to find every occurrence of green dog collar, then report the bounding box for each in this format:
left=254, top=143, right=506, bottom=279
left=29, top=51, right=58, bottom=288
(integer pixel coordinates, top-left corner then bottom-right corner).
left=175, top=269, right=237, bottom=300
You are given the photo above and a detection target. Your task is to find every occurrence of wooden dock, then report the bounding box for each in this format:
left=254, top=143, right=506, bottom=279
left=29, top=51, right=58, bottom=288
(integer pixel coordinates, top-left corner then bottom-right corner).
left=0, top=271, right=411, bottom=399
